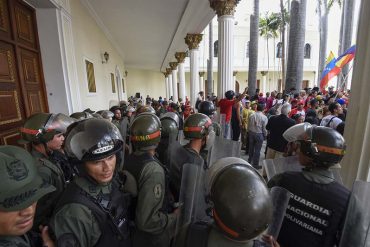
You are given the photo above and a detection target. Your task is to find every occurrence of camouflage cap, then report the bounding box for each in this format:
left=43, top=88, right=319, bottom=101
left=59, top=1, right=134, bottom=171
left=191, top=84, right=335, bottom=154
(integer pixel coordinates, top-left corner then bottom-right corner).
left=0, top=146, right=55, bottom=212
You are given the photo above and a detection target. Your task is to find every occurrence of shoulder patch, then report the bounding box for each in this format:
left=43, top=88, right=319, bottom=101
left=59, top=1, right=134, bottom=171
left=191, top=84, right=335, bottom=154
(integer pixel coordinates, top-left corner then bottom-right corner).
left=153, top=184, right=162, bottom=199
left=57, top=233, right=80, bottom=247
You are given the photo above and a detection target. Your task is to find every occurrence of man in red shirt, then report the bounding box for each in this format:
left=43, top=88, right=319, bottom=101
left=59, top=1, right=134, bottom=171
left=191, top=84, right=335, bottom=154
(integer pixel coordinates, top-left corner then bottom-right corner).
left=218, top=88, right=247, bottom=138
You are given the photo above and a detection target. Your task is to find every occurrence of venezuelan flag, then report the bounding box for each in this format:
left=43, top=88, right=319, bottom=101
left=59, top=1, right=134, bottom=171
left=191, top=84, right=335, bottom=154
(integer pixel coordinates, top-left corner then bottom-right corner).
left=319, top=45, right=356, bottom=92
left=320, top=51, right=337, bottom=92
left=335, top=45, right=356, bottom=69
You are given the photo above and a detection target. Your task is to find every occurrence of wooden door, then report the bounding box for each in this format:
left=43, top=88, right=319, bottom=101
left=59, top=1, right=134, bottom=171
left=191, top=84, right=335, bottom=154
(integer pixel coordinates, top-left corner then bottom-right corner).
left=0, top=0, right=48, bottom=146
left=235, top=81, right=240, bottom=93
left=302, top=80, right=309, bottom=89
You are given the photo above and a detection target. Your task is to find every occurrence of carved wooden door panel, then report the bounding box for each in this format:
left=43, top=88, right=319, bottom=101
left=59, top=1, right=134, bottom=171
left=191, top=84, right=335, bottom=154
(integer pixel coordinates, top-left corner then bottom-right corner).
left=0, top=0, right=48, bottom=146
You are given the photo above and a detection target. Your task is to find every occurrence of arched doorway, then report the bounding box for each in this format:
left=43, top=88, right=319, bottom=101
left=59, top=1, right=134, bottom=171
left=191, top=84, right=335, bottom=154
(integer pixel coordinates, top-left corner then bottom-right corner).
left=235, top=81, right=240, bottom=93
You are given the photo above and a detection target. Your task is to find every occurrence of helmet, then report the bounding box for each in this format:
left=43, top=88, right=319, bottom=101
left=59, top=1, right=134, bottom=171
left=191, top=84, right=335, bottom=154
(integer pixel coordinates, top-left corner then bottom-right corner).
left=70, top=111, right=93, bottom=120
left=337, top=98, right=346, bottom=105
left=283, top=123, right=346, bottom=167
left=92, top=113, right=104, bottom=119
left=183, top=113, right=212, bottom=139
left=99, top=110, right=114, bottom=120
left=20, top=113, right=74, bottom=144
left=160, top=112, right=180, bottom=138
left=130, top=113, right=161, bottom=150
left=0, top=146, right=55, bottom=211
left=198, top=101, right=215, bottom=116
left=136, top=105, right=156, bottom=115
left=207, top=157, right=272, bottom=241
left=225, top=90, right=235, bottom=100
left=64, top=119, right=123, bottom=162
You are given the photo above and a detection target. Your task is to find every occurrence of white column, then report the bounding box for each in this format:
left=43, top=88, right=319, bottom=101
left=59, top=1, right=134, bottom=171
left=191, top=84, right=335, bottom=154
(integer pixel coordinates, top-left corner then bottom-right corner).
left=190, top=49, right=199, bottom=108
left=217, top=15, right=234, bottom=98
left=340, top=0, right=370, bottom=187
left=178, top=62, right=186, bottom=101
left=168, top=72, right=173, bottom=100
left=172, top=69, right=178, bottom=103
left=170, top=62, right=178, bottom=103
left=176, top=52, right=187, bottom=102
left=164, top=74, right=169, bottom=99
left=185, top=34, right=203, bottom=108
left=199, top=72, right=205, bottom=92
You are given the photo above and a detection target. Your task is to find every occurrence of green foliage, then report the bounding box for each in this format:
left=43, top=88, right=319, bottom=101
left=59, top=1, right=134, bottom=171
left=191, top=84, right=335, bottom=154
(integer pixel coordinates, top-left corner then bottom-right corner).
left=328, top=0, right=341, bottom=10
left=259, top=10, right=290, bottom=39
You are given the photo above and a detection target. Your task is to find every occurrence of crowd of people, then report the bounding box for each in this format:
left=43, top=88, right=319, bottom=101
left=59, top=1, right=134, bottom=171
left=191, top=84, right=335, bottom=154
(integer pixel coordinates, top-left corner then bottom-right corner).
left=0, top=84, right=356, bottom=247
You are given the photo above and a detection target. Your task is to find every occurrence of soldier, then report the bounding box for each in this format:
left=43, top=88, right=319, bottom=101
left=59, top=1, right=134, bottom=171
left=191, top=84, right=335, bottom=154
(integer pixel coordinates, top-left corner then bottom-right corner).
left=125, top=113, right=178, bottom=247
left=50, top=118, right=134, bottom=247
left=198, top=101, right=221, bottom=137
left=157, top=112, right=180, bottom=167
left=169, top=113, right=212, bottom=200
left=173, top=157, right=277, bottom=247
left=0, top=146, right=55, bottom=247
left=19, top=113, right=74, bottom=229
left=268, top=123, right=350, bottom=247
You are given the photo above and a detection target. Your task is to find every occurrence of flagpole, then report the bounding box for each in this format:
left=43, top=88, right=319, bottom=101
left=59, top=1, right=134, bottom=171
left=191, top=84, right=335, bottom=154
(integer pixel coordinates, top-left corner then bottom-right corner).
left=335, top=64, right=353, bottom=98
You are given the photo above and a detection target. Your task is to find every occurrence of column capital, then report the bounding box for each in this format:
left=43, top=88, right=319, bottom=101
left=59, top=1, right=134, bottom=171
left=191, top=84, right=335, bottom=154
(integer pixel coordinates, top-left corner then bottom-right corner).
left=166, top=68, right=172, bottom=74
left=209, top=0, right=238, bottom=17
left=233, top=71, right=238, bottom=76
left=162, top=71, right=168, bottom=78
left=169, top=62, right=178, bottom=70
left=185, top=34, right=203, bottom=50
left=175, top=52, right=187, bottom=63
left=261, top=71, right=268, bottom=76
left=199, top=71, right=205, bottom=77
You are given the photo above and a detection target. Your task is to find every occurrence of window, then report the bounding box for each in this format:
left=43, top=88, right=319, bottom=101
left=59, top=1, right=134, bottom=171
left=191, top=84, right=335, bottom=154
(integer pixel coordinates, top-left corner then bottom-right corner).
left=304, top=43, right=311, bottom=59
left=214, top=40, right=218, bottom=57
left=276, top=42, right=283, bottom=58
left=246, top=41, right=250, bottom=58
left=110, top=73, right=116, bottom=93
left=85, top=59, right=96, bottom=93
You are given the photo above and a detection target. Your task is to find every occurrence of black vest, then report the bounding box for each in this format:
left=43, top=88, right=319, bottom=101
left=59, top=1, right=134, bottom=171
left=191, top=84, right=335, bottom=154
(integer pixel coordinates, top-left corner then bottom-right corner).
left=125, top=152, right=174, bottom=213
left=274, top=172, right=350, bottom=247
left=184, top=222, right=269, bottom=247
left=55, top=176, right=132, bottom=247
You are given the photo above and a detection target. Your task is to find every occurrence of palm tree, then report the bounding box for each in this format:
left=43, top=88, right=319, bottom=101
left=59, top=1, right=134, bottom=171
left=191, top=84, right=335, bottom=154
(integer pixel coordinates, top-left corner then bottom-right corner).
left=317, top=0, right=341, bottom=85
left=337, top=0, right=354, bottom=89
left=248, top=0, right=259, bottom=96
left=280, top=0, right=287, bottom=89
left=259, top=13, right=279, bottom=74
left=207, top=20, right=213, bottom=95
left=285, top=0, right=307, bottom=92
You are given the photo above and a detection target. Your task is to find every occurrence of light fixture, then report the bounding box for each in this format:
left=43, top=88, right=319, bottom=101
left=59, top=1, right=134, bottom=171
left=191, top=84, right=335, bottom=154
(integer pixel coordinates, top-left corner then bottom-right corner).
left=102, top=52, right=109, bottom=64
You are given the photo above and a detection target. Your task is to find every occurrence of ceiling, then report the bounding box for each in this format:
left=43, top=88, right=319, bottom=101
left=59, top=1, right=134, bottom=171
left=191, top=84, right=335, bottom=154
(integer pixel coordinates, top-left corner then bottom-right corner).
left=82, top=0, right=215, bottom=71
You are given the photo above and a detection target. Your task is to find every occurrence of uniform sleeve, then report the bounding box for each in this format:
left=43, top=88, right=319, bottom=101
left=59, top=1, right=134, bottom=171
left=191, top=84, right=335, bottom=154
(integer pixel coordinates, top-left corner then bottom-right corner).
left=135, top=162, right=177, bottom=235
left=50, top=203, right=101, bottom=247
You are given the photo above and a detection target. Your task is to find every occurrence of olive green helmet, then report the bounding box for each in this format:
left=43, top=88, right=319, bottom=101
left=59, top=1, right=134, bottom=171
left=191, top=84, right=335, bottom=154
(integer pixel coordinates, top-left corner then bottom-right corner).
left=136, top=105, right=156, bottom=115
left=130, top=113, right=161, bottom=150
left=19, top=113, right=75, bottom=144
left=0, top=146, right=55, bottom=211
left=64, top=118, right=124, bottom=162
left=160, top=112, right=180, bottom=138
left=183, top=113, right=212, bottom=139
left=70, top=111, right=93, bottom=120
left=207, top=157, right=272, bottom=241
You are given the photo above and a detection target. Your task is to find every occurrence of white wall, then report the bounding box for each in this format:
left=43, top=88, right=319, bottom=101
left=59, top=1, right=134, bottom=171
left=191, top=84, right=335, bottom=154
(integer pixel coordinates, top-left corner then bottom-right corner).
left=69, top=0, right=127, bottom=111
left=125, top=69, right=166, bottom=99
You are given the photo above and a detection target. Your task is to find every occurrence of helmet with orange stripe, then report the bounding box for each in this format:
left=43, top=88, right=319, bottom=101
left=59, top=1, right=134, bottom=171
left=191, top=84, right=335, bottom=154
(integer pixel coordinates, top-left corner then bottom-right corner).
left=183, top=113, right=212, bottom=139
left=207, top=157, right=272, bottom=241
left=19, top=113, right=75, bottom=144
left=130, top=113, right=161, bottom=151
left=283, top=123, right=346, bottom=167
